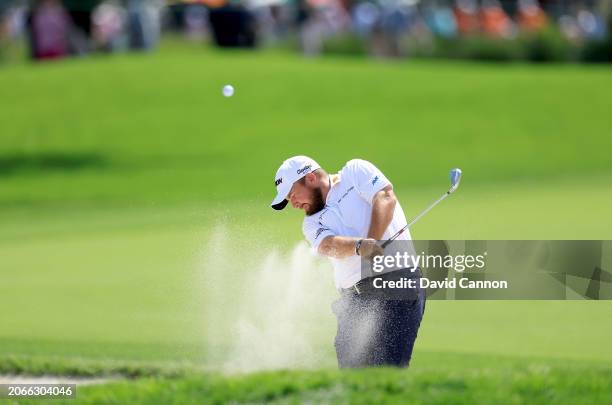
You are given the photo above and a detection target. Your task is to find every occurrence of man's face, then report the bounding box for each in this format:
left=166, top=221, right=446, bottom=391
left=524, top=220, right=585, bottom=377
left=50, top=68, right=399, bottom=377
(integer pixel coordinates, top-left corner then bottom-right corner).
left=287, top=175, right=325, bottom=216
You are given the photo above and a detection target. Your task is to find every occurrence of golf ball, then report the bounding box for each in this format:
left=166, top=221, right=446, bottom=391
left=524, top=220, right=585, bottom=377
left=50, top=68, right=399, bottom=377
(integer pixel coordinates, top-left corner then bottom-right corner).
left=223, top=85, right=234, bottom=97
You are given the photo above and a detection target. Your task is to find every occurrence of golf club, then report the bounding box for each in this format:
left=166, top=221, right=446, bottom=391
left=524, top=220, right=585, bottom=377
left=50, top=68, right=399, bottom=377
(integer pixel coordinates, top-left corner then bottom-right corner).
left=381, top=168, right=462, bottom=248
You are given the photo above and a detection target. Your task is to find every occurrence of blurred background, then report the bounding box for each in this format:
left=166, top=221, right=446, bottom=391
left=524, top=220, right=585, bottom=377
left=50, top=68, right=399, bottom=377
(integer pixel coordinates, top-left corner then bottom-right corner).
left=1, top=0, right=611, bottom=63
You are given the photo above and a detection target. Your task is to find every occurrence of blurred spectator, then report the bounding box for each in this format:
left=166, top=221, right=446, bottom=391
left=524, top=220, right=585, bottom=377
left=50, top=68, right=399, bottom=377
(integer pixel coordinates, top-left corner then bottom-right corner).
left=299, top=0, right=349, bottom=56
left=379, top=0, right=412, bottom=37
left=62, top=0, right=99, bottom=37
left=518, top=0, right=548, bottom=32
left=27, top=0, right=71, bottom=60
left=1, top=4, right=26, bottom=63
left=453, top=0, right=479, bottom=35
left=0, top=10, right=7, bottom=61
left=253, top=1, right=294, bottom=44
left=558, top=14, right=581, bottom=43
left=126, top=0, right=161, bottom=50
left=249, top=1, right=281, bottom=45
left=92, top=0, right=126, bottom=52
left=558, top=3, right=608, bottom=44
left=2, top=0, right=612, bottom=64
left=62, top=0, right=99, bottom=55
left=184, top=3, right=209, bottom=40
left=0, top=5, right=9, bottom=43
left=424, top=3, right=457, bottom=38
left=577, top=6, right=607, bottom=40
left=209, top=3, right=257, bottom=48
left=371, top=0, right=413, bottom=57
left=352, top=1, right=380, bottom=37
left=480, top=0, right=514, bottom=38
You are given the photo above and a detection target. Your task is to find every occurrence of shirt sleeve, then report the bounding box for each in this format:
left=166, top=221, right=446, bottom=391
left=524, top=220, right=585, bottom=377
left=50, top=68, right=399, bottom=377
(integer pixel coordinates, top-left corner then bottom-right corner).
left=346, top=159, right=392, bottom=204
left=302, top=218, right=336, bottom=253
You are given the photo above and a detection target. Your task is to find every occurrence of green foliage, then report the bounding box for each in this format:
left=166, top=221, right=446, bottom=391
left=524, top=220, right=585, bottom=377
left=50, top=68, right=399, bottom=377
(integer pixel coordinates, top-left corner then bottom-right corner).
left=521, top=28, right=573, bottom=63
left=322, top=33, right=368, bottom=57
left=430, top=28, right=574, bottom=63
left=436, top=36, right=525, bottom=62
left=581, top=38, right=612, bottom=63
left=314, top=27, right=599, bottom=64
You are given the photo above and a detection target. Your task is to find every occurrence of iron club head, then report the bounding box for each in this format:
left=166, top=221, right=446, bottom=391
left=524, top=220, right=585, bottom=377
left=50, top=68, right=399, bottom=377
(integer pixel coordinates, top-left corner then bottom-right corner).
left=449, top=168, right=462, bottom=193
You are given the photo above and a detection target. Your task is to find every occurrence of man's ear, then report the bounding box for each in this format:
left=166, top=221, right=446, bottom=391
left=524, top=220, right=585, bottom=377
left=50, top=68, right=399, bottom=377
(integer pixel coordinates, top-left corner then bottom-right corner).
left=304, top=172, right=317, bottom=186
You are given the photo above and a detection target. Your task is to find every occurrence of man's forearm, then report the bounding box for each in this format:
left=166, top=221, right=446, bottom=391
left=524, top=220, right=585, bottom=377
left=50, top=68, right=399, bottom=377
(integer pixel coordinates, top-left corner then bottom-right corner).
left=318, top=236, right=359, bottom=259
left=318, top=236, right=384, bottom=260
left=367, top=187, right=397, bottom=240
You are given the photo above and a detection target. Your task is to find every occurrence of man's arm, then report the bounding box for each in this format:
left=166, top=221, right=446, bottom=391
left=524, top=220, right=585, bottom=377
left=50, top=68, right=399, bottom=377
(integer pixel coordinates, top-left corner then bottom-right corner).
left=367, top=185, right=397, bottom=240
left=318, top=236, right=384, bottom=259
left=317, top=185, right=396, bottom=259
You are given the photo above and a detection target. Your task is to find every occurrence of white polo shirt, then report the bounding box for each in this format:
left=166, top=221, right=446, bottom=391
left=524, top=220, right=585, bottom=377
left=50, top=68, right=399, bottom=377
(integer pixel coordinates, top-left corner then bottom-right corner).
left=302, top=159, right=413, bottom=289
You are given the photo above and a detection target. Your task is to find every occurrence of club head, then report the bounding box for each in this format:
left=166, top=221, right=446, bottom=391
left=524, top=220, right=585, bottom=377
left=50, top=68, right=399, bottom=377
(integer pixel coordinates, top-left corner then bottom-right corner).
left=449, top=168, right=462, bottom=194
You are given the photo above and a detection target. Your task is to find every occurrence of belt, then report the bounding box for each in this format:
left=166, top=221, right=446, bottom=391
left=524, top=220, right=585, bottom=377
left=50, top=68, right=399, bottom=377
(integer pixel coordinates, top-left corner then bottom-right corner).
left=341, top=267, right=421, bottom=296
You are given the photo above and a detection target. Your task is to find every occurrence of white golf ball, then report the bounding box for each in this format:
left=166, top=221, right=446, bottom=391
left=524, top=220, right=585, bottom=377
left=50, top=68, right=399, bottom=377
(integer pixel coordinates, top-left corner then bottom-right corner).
left=222, top=85, right=234, bottom=97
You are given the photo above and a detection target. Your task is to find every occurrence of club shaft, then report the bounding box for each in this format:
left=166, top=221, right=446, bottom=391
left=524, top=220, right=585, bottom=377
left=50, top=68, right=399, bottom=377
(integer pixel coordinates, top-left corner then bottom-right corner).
left=381, top=191, right=450, bottom=248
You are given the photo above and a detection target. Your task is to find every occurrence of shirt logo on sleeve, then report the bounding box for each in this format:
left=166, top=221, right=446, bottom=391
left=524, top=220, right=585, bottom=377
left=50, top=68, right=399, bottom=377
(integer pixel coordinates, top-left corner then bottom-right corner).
left=371, top=176, right=379, bottom=186
left=315, top=227, right=330, bottom=240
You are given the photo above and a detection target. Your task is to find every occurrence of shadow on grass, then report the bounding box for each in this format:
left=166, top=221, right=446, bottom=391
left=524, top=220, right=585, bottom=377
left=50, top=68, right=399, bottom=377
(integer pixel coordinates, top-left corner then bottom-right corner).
left=0, top=152, right=108, bottom=176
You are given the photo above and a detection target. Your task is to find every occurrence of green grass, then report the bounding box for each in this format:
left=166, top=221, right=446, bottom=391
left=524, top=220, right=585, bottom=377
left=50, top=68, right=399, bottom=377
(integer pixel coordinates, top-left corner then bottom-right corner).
left=7, top=352, right=612, bottom=404
left=1, top=41, right=612, bottom=402
left=1, top=43, right=611, bottom=207
left=2, top=183, right=611, bottom=367
left=73, top=365, right=610, bottom=405
left=18, top=356, right=612, bottom=404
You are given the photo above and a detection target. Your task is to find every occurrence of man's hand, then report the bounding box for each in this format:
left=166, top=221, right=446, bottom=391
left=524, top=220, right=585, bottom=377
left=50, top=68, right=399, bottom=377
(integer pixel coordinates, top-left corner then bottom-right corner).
left=358, top=238, right=385, bottom=260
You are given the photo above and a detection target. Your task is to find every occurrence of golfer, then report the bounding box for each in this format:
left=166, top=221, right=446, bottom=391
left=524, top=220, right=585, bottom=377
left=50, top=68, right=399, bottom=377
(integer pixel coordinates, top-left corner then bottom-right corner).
left=270, top=156, right=425, bottom=368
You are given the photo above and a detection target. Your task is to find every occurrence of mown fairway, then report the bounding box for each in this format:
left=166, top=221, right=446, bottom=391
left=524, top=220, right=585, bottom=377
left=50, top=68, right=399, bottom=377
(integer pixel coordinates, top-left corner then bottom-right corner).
left=1, top=42, right=611, bottom=402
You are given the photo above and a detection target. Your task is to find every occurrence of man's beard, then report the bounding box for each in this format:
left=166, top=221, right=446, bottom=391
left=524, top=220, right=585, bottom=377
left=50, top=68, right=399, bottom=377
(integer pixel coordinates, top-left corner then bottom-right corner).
left=305, top=186, right=326, bottom=215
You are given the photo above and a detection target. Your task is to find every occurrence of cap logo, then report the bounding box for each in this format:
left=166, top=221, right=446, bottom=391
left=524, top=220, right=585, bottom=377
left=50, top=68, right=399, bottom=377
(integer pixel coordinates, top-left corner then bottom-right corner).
left=297, top=165, right=312, bottom=175
left=275, top=178, right=283, bottom=186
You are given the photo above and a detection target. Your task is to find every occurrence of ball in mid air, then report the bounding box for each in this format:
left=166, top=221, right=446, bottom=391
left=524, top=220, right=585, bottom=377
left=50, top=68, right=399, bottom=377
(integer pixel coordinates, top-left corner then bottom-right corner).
left=222, top=85, right=234, bottom=97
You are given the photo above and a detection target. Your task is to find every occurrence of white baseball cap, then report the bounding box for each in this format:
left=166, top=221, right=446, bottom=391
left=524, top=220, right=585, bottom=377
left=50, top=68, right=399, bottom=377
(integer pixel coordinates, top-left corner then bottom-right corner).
left=270, top=155, right=321, bottom=210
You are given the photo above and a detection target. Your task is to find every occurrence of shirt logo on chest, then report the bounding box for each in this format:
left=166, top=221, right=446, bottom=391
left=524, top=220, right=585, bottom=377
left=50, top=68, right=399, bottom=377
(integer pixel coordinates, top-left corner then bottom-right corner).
left=337, top=186, right=355, bottom=204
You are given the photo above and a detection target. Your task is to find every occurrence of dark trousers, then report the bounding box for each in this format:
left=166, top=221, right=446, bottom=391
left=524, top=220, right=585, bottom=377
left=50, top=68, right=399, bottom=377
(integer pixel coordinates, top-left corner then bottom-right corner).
left=332, top=279, right=426, bottom=368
